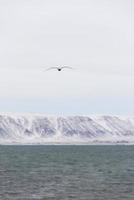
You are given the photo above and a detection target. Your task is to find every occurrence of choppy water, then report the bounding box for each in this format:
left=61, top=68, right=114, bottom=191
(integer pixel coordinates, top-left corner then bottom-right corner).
left=0, top=145, right=134, bottom=200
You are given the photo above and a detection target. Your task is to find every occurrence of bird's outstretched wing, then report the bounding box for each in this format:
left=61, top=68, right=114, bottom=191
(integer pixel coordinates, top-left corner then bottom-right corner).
left=45, top=67, right=58, bottom=71
left=61, top=66, right=74, bottom=70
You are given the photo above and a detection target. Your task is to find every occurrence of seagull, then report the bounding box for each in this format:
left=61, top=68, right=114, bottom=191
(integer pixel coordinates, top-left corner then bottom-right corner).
left=46, top=66, right=73, bottom=71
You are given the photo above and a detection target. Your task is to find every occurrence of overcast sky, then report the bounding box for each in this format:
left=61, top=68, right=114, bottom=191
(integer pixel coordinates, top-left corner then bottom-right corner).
left=0, top=0, right=134, bottom=115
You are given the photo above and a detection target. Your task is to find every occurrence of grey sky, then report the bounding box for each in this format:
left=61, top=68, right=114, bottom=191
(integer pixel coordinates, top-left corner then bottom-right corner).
left=0, top=0, right=134, bottom=114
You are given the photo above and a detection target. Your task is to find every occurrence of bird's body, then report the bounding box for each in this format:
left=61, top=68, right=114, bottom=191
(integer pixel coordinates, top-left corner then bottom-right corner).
left=46, top=66, right=73, bottom=71
left=57, top=68, right=62, bottom=71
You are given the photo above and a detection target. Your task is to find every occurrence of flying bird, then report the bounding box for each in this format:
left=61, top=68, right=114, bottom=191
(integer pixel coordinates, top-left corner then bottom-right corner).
left=46, top=66, right=73, bottom=71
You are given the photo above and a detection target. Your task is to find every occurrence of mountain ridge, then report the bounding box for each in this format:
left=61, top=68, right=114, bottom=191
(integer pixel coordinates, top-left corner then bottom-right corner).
left=0, top=114, right=134, bottom=144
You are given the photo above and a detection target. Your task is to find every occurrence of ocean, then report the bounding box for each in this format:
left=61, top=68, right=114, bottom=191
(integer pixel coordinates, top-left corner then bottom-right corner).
left=0, top=145, right=134, bottom=200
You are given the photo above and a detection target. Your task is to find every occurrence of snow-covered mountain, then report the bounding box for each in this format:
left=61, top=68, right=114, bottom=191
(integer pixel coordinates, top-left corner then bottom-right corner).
left=0, top=114, right=134, bottom=144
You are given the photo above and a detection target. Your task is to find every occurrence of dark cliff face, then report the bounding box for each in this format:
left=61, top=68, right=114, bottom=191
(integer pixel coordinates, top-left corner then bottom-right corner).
left=57, top=117, right=107, bottom=137
left=0, top=114, right=134, bottom=144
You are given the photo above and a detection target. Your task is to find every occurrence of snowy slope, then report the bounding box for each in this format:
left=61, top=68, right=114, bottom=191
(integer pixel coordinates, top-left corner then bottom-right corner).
left=0, top=114, right=134, bottom=144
